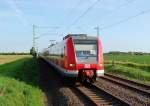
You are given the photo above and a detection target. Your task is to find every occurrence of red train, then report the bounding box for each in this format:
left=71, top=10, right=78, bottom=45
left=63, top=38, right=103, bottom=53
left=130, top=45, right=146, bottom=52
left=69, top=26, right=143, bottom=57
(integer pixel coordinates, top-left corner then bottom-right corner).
left=44, top=34, right=104, bottom=83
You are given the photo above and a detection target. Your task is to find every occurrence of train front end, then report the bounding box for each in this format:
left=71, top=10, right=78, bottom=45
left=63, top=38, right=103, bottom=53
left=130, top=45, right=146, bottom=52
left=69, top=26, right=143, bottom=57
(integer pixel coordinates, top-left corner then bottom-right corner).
left=66, top=34, right=104, bottom=83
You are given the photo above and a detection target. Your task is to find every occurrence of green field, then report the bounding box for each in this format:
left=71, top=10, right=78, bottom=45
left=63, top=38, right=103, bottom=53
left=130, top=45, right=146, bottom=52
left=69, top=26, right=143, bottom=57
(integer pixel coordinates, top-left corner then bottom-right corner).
left=104, top=54, right=150, bottom=84
left=104, top=54, right=150, bottom=64
left=0, top=55, right=45, bottom=106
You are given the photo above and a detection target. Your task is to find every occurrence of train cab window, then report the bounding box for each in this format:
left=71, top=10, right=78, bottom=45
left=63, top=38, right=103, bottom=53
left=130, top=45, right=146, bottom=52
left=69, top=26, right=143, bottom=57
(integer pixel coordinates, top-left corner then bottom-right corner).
left=75, top=41, right=97, bottom=57
left=74, top=40, right=98, bottom=63
left=76, top=50, right=96, bottom=57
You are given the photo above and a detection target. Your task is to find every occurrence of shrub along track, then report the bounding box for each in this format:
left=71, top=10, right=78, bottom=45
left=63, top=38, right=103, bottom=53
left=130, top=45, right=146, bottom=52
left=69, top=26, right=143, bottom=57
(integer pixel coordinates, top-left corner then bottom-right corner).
left=96, top=73, right=150, bottom=106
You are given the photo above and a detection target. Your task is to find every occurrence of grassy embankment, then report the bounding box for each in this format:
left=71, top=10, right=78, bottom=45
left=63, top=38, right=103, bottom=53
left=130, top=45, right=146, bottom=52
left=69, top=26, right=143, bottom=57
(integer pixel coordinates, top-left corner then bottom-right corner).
left=0, top=55, right=45, bottom=106
left=104, top=54, right=150, bottom=84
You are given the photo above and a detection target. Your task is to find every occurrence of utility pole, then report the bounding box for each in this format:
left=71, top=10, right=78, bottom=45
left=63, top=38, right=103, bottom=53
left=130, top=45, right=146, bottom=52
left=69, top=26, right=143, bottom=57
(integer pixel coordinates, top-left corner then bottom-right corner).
left=33, top=24, right=36, bottom=49
left=94, top=26, right=100, bottom=61
left=31, top=24, right=37, bottom=57
left=32, top=25, right=59, bottom=54
left=94, top=26, right=100, bottom=37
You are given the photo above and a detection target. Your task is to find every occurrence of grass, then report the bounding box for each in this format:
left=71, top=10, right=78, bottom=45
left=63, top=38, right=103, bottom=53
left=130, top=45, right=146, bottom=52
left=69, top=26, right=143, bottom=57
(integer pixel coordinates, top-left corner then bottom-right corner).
left=0, top=77, right=44, bottom=106
left=0, top=56, right=45, bottom=106
left=105, top=61, right=150, bottom=70
left=105, top=64, right=150, bottom=84
left=104, top=54, right=150, bottom=84
left=104, top=54, right=150, bottom=64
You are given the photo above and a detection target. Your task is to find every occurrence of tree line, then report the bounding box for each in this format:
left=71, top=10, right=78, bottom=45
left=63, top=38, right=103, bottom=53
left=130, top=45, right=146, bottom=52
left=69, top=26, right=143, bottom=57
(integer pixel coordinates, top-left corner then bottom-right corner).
left=105, top=51, right=150, bottom=55
left=0, top=52, right=30, bottom=55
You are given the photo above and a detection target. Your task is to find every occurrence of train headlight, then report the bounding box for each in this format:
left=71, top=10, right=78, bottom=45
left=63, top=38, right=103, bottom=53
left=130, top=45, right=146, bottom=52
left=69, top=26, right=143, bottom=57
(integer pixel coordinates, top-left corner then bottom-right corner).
left=98, top=64, right=103, bottom=67
left=69, top=64, right=75, bottom=67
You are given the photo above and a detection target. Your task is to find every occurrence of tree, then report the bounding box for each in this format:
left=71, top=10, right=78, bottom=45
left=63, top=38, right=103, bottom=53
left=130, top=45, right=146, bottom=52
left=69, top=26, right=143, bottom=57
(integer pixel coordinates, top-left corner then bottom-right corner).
left=30, top=47, right=37, bottom=57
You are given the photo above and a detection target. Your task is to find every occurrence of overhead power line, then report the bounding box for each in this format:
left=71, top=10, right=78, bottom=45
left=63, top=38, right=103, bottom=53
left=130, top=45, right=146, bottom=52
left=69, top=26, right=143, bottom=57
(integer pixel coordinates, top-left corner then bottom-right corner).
left=34, top=33, right=58, bottom=39
left=88, top=0, right=136, bottom=26
left=32, top=24, right=60, bottom=52
left=61, top=0, right=83, bottom=29
left=35, top=25, right=59, bottom=29
left=67, top=0, right=101, bottom=28
left=100, top=8, right=150, bottom=30
left=115, top=0, right=136, bottom=11
left=67, top=0, right=83, bottom=16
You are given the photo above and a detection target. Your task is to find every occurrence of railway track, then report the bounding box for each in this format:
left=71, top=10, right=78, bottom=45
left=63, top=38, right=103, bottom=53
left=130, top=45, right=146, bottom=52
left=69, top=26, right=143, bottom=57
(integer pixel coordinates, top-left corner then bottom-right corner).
left=40, top=57, right=129, bottom=105
left=101, top=73, right=150, bottom=96
left=40, top=57, right=149, bottom=105
left=73, top=83, right=130, bottom=106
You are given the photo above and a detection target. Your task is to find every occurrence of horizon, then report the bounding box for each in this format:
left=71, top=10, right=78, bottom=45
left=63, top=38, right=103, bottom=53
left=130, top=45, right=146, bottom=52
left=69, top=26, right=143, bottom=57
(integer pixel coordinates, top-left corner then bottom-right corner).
left=1, top=51, right=150, bottom=54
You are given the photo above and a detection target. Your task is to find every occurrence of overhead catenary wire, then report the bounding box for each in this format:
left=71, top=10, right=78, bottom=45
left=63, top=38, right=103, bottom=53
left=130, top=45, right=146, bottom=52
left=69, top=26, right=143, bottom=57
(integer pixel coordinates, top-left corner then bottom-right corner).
left=66, top=0, right=135, bottom=30
left=86, top=0, right=137, bottom=29
left=67, top=0, right=84, bottom=16
left=32, top=24, right=60, bottom=52
left=100, top=8, right=150, bottom=30
left=67, top=0, right=101, bottom=29
left=105, top=0, right=137, bottom=16
left=115, top=0, right=136, bottom=11
left=59, top=0, right=84, bottom=29
left=34, top=33, right=59, bottom=39
left=99, top=0, right=136, bottom=15
left=35, top=25, right=59, bottom=29
left=34, top=25, right=60, bottom=36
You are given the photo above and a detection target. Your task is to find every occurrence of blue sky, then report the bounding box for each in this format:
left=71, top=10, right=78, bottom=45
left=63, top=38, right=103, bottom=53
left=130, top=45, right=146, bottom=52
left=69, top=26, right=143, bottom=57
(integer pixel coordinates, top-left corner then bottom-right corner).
left=0, top=0, right=150, bottom=53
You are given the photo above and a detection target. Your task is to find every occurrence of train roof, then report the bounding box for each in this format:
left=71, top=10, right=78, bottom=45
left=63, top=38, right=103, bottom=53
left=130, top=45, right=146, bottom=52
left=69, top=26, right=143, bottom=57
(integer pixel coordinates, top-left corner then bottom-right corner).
left=63, top=34, right=97, bottom=40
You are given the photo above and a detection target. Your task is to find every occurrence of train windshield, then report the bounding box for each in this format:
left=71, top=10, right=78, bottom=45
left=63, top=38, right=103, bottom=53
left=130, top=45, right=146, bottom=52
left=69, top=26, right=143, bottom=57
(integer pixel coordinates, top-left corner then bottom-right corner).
left=74, top=40, right=98, bottom=63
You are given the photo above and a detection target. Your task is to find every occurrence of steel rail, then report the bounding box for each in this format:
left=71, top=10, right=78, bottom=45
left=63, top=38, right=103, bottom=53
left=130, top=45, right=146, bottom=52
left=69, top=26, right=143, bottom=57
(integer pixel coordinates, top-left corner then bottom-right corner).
left=74, top=84, right=130, bottom=106
left=101, top=73, right=150, bottom=96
